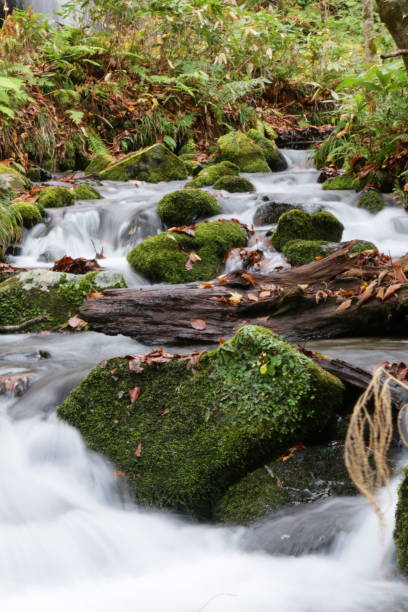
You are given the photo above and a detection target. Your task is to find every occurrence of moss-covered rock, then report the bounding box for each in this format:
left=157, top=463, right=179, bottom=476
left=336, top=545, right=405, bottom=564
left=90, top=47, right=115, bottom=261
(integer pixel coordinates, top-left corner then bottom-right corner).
left=213, top=175, right=255, bottom=193
left=73, top=184, right=101, bottom=200
left=395, top=467, right=408, bottom=575
left=357, top=191, right=385, bottom=214
left=127, top=219, right=247, bottom=284
left=283, top=238, right=377, bottom=266
left=57, top=325, right=344, bottom=517
left=214, top=443, right=355, bottom=525
left=186, top=161, right=239, bottom=188
left=98, top=143, right=188, bottom=182
left=0, top=163, right=30, bottom=190
left=272, top=209, right=344, bottom=251
left=8, top=201, right=43, bottom=229
left=322, top=175, right=360, bottom=190
left=216, top=131, right=269, bottom=173
left=26, top=167, right=52, bottom=182
left=247, top=129, right=288, bottom=172
left=85, top=152, right=115, bottom=174
left=0, top=270, right=126, bottom=331
left=157, top=189, right=220, bottom=227
left=37, top=186, right=75, bottom=209
left=178, top=155, right=202, bottom=176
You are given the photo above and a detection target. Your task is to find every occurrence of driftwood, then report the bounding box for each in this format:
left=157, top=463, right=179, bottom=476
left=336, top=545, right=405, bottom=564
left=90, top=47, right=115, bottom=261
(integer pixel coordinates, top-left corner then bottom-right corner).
left=81, top=244, right=408, bottom=345
left=0, top=315, right=49, bottom=333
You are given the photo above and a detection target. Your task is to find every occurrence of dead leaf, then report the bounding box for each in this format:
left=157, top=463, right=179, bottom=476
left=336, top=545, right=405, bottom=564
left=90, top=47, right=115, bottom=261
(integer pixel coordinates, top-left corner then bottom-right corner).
left=383, top=283, right=402, bottom=301
left=394, top=266, right=408, bottom=283
left=161, top=407, right=169, bottom=416
left=88, top=292, right=104, bottom=299
left=199, top=283, right=214, bottom=288
left=336, top=298, right=352, bottom=311
left=115, top=471, right=125, bottom=477
left=228, top=291, right=243, bottom=304
left=297, top=284, right=309, bottom=290
left=247, top=293, right=259, bottom=301
left=134, top=442, right=142, bottom=457
left=185, top=251, right=201, bottom=270
left=356, top=281, right=376, bottom=307
left=129, top=386, right=141, bottom=403
left=258, top=290, right=271, bottom=299
left=315, top=290, right=328, bottom=304
left=190, top=318, right=207, bottom=330
left=241, top=272, right=256, bottom=287
left=129, top=360, right=144, bottom=374
left=52, top=256, right=102, bottom=274
left=376, top=287, right=385, bottom=300
left=67, top=315, right=87, bottom=329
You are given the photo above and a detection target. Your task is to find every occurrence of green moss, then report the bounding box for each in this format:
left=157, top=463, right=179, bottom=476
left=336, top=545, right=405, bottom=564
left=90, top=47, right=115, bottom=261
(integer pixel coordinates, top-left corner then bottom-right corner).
left=272, top=210, right=343, bottom=251
left=322, top=175, right=361, bottom=190
left=186, top=161, right=239, bottom=187
left=179, top=155, right=201, bottom=176
left=357, top=191, right=384, bottom=214
left=58, top=325, right=344, bottom=517
left=247, top=129, right=287, bottom=172
left=98, top=143, right=188, bottom=182
left=0, top=163, right=30, bottom=190
left=157, top=189, right=220, bottom=226
left=214, top=443, right=355, bottom=525
left=8, top=202, right=43, bottom=229
left=37, top=186, right=75, bottom=208
left=85, top=152, right=115, bottom=174
left=349, top=240, right=377, bottom=254
left=127, top=219, right=247, bottom=284
left=26, top=168, right=44, bottom=182
left=395, top=467, right=408, bottom=575
left=58, top=133, right=88, bottom=171
left=216, top=131, right=269, bottom=173
left=213, top=175, right=255, bottom=193
left=178, top=139, right=197, bottom=155
left=283, top=240, right=328, bottom=266
left=0, top=270, right=126, bottom=331
left=73, top=184, right=101, bottom=200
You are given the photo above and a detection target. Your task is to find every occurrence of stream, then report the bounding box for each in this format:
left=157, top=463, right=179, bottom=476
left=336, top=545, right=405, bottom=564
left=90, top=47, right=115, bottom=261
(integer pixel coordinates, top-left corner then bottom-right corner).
left=2, top=149, right=408, bottom=610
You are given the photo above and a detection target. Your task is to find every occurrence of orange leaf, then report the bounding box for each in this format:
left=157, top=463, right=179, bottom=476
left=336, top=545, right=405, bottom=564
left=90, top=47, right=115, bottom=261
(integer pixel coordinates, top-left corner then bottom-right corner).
left=134, top=442, right=142, bottom=457
left=247, top=292, right=259, bottom=301
left=129, top=386, right=141, bottom=403
left=383, top=283, right=402, bottom=301
left=228, top=291, right=243, bottom=304
left=199, top=283, right=214, bottom=289
left=336, top=298, right=352, bottom=311
left=241, top=272, right=256, bottom=287
left=190, top=318, right=207, bottom=330
left=88, top=291, right=104, bottom=299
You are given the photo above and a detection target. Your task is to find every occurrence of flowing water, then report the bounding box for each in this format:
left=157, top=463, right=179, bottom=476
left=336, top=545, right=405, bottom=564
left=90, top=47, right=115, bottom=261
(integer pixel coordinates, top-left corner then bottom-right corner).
left=2, top=150, right=408, bottom=610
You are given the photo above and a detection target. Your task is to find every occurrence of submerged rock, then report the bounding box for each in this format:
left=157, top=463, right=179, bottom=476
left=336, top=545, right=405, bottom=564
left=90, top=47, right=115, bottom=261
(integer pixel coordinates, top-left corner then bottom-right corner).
left=272, top=209, right=344, bottom=251
left=214, top=443, right=355, bottom=525
left=0, top=269, right=126, bottom=331
left=216, top=131, right=269, bottom=173
left=58, top=325, right=344, bottom=518
left=395, top=467, right=408, bottom=575
left=157, top=189, right=220, bottom=226
left=127, top=219, right=247, bottom=284
left=186, top=161, right=239, bottom=188
left=97, top=143, right=188, bottom=182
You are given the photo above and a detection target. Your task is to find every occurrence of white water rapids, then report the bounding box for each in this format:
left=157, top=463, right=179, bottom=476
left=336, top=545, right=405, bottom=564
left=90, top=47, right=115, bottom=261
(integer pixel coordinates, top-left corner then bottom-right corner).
left=2, top=149, right=408, bottom=610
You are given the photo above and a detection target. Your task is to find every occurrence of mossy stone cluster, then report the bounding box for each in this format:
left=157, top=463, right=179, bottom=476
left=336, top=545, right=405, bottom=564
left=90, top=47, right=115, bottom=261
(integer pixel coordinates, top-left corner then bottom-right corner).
left=357, top=191, right=384, bottom=214
left=8, top=201, right=44, bottom=229
left=214, top=443, right=355, bottom=525
left=37, top=186, right=75, bottom=208
left=57, top=325, right=344, bottom=518
left=85, top=152, right=115, bottom=174
left=157, top=189, right=220, bottom=226
left=0, top=270, right=126, bottom=331
left=73, top=184, right=101, bottom=200
left=97, top=143, right=188, bottom=182
left=272, top=209, right=344, bottom=251
left=127, top=219, right=247, bottom=284
left=216, top=131, right=270, bottom=173
left=247, top=129, right=288, bottom=172
left=213, top=175, right=255, bottom=193
left=186, top=161, right=239, bottom=188
left=395, top=467, right=408, bottom=575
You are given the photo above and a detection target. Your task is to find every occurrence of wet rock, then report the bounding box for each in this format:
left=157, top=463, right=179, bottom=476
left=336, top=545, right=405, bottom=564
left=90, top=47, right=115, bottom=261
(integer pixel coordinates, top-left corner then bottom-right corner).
left=27, top=167, right=52, bottom=182
left=357, top=191, right=385, bottom=214
left=395, top=467, right=408, bottom=575
left=0, top=372, right=32, bottom=396
left=58, top=325, right=344, bottom=518
left=272, top=209, right=344, bottom=251
left=215, top=131, right=269, bottom=173
left=98, top=143, right=188, bottom=182
left=157, top=189, right=220, bottom=226
left=317, top=166, right=343, bottom=184
left=253, top=202, right=300, bottom=225
left=39, top=246, right=66, bottom=263
left=214, top=442, right=356, bottom=525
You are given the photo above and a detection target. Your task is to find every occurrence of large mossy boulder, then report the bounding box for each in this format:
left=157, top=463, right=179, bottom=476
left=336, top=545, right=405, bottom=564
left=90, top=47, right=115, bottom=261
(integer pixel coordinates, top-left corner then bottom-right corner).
left=37, top=186, right=75, bottom=209
left=186, top=161, right=239, bottom=188
left=73, top=184, right=101, bottom=200
left=97, top=143, right=188, bottom=182
left=8, top=201, right=43, bottom=229
left=0, top=269, right=126, bottom=331
left=157, top=189, right=220, bottom=226
left=357, top=191, right=385, bottom=214
left=395, top=467, right=408, bottom=575
left=214, top=443, right=355, bottom=525
left=127, top=219, right=247, bottom=284
left=272, top=209, right=344, bottom=251
left=58, top=325, right=344, bottom=518
left=216, top=131, right=269, bottom=173
left=213, top=175, right=255, bottom=193
left=247, top=129, right=288, bottom=172
left=0, top=163, right=30, bottom=191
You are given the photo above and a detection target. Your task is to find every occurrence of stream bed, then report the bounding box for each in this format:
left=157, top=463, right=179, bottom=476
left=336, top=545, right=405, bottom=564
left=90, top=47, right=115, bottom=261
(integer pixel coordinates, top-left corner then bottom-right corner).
left=2, top=150, right=408, bottom=610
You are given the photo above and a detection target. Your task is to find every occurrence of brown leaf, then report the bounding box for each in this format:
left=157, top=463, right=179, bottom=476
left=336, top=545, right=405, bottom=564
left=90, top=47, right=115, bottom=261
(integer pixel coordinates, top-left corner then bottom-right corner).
left=336, top=298, right=352, bottom=312
left=241, top=272, right=256, bottom=287
left=258, top=290, right=271, bottom=299
left=168, top=225, right=196, bottom=237
left=161, top=407, right=170, bottom=416
left=190, top=318, right=207, bottom=330
left=383, top=283, right=402, bottom=301
left=199, top=282, right=214, bottom=288
left=67, top=315, right=87, bottom=329
left=228, top=291, right=243, bottom=304
left=297, top=284, right=309, bottom=290
left=185, top=251, right=201, bottom=270
left=356, top=282, right=376, bottom=307
left=376, top=287, right=385, bottom=300
left=129, top=386, right=141, bottom=403
left=88, top=291, right=104, bottom=299
left=394, top=266, right=408, bottom=283
left=52, top=256, right=102, bottom=274
left=315, top=290, right=328, bottom=304
left=128, top=360, right=144, bottom=374
left=247, top=293, right=259, bottom=302
left=134, top=442, right=142, bottom=457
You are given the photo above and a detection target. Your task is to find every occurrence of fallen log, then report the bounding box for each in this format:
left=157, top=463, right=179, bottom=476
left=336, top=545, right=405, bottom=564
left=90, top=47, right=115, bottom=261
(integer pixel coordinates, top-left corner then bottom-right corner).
left=81, top=244, right=408, bottom=345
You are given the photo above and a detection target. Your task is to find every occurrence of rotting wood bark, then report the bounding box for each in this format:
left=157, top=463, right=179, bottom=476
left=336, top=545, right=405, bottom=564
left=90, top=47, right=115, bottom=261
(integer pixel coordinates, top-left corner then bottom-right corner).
left=81, top=243, right=408, bottom=345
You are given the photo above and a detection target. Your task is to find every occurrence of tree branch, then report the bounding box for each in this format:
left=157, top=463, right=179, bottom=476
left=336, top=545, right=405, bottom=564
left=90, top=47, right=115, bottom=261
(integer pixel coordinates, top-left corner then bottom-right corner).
left=381, top=49, right=408, bottom=59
